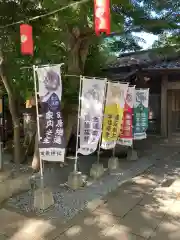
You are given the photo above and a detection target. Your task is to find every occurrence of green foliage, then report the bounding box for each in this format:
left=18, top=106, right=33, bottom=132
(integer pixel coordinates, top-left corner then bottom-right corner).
left=0, top=0, right=56, bottom=99
left=151, top=0, right=180, bottom=52
left=110, top=0, right=180, bottom=52
left=0, top=0, right=179, bottom=103
left=153, top=33, right=180, bottom=52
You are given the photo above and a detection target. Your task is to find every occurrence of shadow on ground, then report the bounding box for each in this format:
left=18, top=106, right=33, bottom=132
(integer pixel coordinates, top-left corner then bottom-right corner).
left=1, top=149, right=180, bottom=240
left=1, top=136, right=180, bottom=239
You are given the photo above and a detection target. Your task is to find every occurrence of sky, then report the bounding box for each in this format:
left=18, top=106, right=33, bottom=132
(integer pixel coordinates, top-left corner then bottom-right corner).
left=133, top=32, right=158, bottom=49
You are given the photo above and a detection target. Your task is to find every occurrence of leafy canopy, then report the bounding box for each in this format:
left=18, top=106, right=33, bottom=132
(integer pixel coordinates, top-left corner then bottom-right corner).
left=0, top=0, right=179, bottom=100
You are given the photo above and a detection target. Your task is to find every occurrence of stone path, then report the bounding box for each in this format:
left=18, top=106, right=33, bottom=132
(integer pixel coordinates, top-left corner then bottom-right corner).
left=0, top=171, right=31, bottom=205
left=6, top=155, right=155, bottom=220
left=4, top=137, right=177, bottom=221
left=0, top=153, right=32, bottom=205
left=0, top=144, right=180, bottom=239
left=52, top=152, right=180, bottom=240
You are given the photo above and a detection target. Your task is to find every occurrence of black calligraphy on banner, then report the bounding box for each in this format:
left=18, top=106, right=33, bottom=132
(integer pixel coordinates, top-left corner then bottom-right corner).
left=78, top=78, right=106, bottom=155
left=101, top=82, right=129, bottom=150
left=36, top=66, right=65, bottom=162
left=39, top=93, right=65, bottom=161
left=80, top=114, right=101, bottom=154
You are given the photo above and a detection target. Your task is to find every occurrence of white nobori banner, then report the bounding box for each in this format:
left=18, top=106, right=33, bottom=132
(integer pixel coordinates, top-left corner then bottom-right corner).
left=78, top=77, right=106, bottom=155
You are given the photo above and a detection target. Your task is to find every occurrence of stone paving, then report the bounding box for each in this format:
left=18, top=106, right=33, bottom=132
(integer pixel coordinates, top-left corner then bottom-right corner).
left=0, top=171, right=31, bottom=205
left=0, top=143, right=180, bottom=239
left=4, top=137, right=177, bottom=221
left=6, top=156, right=155, bottom=220
left=53, top=152, right=180, bottom=240
left=0, top=153, right=32, bottom=205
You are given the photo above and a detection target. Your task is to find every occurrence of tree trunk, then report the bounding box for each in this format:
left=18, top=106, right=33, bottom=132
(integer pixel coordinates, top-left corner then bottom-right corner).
left=64, top=29, right=90, bottom=153
left=13, top=117, right=21, bottom=166
left=63, top=104, right=78, bottom=147
left=32, top=132, right=40, bottom=171
left=31, top=111, right=42, bottom=171
left=0, top=58, right=21, bottom=168
left=22, top=111, right=36, bottom=163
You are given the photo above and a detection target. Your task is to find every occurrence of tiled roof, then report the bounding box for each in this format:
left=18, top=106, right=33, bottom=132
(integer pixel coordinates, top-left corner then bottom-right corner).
left=107, top=58, right=180, bottom=70
left=145, top=59, right=180, bottom=69
left=105, top=71, right=137, bottom=80
left=106, top=48, right=180, bottom=70
left=108, top=57, right=148, bottom=68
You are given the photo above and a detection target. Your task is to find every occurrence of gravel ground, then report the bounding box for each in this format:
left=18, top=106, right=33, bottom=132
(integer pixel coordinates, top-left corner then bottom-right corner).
left=5, top=144, right=180, bottom=221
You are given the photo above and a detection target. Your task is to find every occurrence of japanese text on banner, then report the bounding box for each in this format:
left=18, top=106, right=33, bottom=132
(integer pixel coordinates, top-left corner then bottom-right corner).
left=133, top=88, right=149, bottom=140
left=36, top=65, right=65, bottom=162
left=78, top=77, right=106, bottom=155
left=101, top=82, right=128, bottom=150
left=118, top=86, right=135, bottom=146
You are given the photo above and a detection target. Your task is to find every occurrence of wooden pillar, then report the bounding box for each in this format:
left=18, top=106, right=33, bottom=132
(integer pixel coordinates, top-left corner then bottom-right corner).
left=161, top=75, right=168, bottom=137
left=167, top=90, right=172, bottom=138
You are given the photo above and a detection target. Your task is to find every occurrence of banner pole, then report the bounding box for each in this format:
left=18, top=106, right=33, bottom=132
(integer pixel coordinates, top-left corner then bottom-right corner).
left=111, top=82, right=122, bottom=159
left=127, top=87, right=138, bottom=161
left=97, top=79, right=108, bottom=164
left=33, top=65, right=44, bottom=187
left=112, top=82, right=129, bottom=158
left=74, top=75, right=83, bottom=172
left=132, top=86, right=136, bottom=149
left=132, top=109, right=134, bottom=150
left=112, top=146, right=116, bottom=157
left=35, top=63, right=65, bottom=69
left=0, top=141, right=3, bottom=171
left=112, top=116, right=121, bottom=158
left=0, top=98, right=3, bottom=171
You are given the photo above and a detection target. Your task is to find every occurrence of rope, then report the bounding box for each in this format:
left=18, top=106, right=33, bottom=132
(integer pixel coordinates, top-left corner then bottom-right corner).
left=0, top=0, right=90, bottom=29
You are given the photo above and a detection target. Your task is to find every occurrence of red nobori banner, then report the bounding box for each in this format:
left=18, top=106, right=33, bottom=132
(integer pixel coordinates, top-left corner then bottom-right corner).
left=94, top=0, right=110, bottom=36
left=117, top=86, right=135, bottom=146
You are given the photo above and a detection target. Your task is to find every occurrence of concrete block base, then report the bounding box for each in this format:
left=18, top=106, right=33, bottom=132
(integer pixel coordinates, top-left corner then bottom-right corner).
left=34, top=187, right=54, bottom=211
left=67, top=171, right=84, bottom=190
left=90, top=163, right=104, bottom=179
left=108, top=157, right=120, bottom=171
left=126, top=148, right=138, bottom=161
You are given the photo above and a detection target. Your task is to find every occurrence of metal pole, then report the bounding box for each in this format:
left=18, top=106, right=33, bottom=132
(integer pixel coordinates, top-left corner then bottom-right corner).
left=112, top=146, right=116, bottom=158
left=112, top=82, right=129, bottom=158
left=97, top=79, right=108, bottom=163
left=33, top=65, right=44, bottom=187
left=131, top=86, right=136, bottom=150
left=111, top=82, right=121, bottom=158
left=132, top=108, right=135, bottom=150
left=0, top=97, right=3, bottom=171
left=74, top=75, right=83, bottom=172
left=0, top=141, right=3, bottom=171
left=35, top=63, right=64, bottom=69
left=2, top=96, right=5, bottom=149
